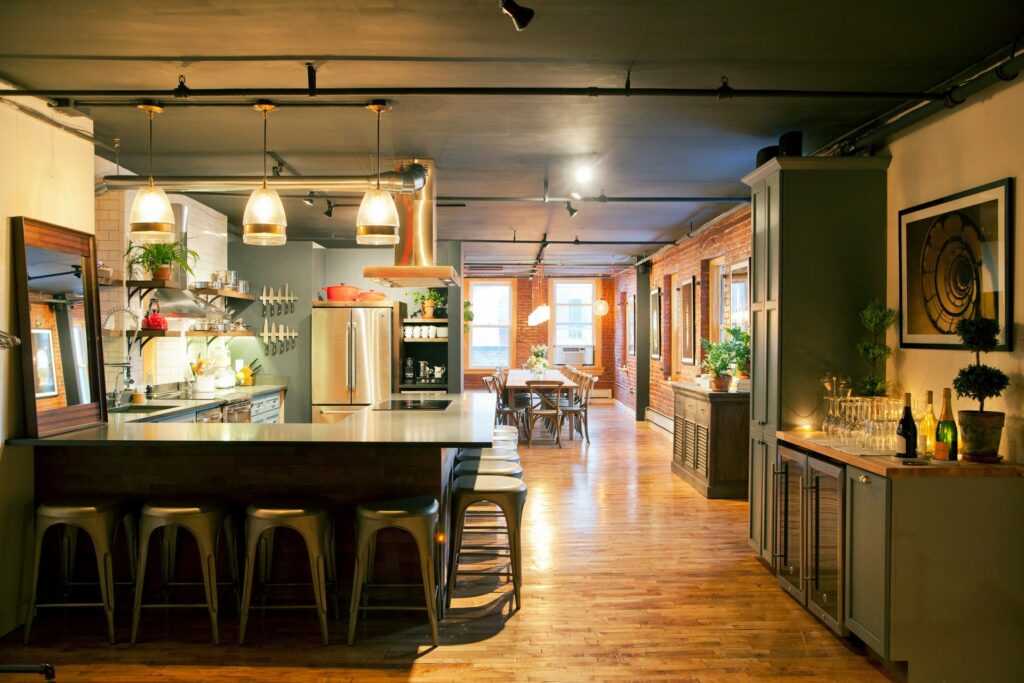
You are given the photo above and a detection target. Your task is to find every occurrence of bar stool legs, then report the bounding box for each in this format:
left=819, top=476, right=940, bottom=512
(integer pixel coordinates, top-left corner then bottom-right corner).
left=24, top=502, right=134, bottom=645
left=238, top=505, right=334, bottom=646
left=348, top=497, right=439, bottom=647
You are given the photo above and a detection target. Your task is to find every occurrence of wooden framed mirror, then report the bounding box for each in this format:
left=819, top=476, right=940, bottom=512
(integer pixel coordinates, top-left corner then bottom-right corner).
left=13, top=217, right=107, bottom=437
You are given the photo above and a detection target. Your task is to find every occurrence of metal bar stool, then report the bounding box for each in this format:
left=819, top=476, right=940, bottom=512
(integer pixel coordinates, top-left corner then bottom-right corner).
left=238, top=503, right=335, bottom=645
left=448, top=475, right=528, bottom=611
left=454, top=460, right=524, bottom=479
left=348, top=496, right=439, bottom=646
left=131, top=501, right=238, bottom=645
left=24, top=501, right=136, bottom=644
left=456, top=447, right=520, bottom=463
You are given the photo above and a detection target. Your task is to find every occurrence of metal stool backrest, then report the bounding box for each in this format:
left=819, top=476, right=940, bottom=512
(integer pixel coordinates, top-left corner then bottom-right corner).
left=526, top=380, right=563, bottom=414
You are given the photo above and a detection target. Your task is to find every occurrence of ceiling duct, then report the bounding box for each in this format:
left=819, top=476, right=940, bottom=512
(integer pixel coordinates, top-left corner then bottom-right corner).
left=363, top=159, right=461, bottom=288
left=99, top=164, right=427, bottom=195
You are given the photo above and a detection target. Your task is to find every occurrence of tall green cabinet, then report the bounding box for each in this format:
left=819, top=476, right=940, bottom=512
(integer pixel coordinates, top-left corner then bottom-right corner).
left=741, top=156, right=890, bottom=565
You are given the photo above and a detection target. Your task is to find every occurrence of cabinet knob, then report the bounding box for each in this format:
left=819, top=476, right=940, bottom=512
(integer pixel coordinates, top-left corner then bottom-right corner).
left=858, top=474, right=871, bottom=485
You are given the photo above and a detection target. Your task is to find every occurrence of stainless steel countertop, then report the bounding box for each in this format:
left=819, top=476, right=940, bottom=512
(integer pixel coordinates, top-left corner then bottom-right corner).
left=10, top=393, right=496, bottom=448
left=108, top=384, right=289, bottom=423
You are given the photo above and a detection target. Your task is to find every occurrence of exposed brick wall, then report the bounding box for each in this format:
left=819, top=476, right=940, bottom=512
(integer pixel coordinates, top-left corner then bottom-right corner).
left=464, top=276, right=617, bottom=392
left=612, top=207, right=752, bottom=417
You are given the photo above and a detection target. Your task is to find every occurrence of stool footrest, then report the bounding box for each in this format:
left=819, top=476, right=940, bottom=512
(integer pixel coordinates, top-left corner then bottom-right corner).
left=358, top=605, right=429, bottom=612
left=34, top=602, right=104, bottom=609
left=452, top=570, right=513, bottom=577
left=139, top=603, right=216, bottom=609
left=245, top=604, right=318, bottom=611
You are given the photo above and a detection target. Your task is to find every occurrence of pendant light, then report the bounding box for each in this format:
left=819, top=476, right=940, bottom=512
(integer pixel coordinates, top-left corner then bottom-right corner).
left=593, top=299, right=609, bottom=316
left=243, top=101, right=287, bottom=246
left=356, top=102, right=400, bottom=245
left=128, top=103, right=176, bottom=244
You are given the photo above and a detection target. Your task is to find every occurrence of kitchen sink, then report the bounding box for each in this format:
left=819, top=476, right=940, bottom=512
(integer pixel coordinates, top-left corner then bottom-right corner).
left=109, top=404, right=173, bottom=414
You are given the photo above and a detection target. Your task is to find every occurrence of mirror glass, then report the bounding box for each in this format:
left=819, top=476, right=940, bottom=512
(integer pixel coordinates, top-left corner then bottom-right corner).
left=26, top=246, right=94, bottom=410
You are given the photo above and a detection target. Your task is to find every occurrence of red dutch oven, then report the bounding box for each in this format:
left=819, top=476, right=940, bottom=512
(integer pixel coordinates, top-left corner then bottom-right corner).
left=322, top=284, right=360, bottom=301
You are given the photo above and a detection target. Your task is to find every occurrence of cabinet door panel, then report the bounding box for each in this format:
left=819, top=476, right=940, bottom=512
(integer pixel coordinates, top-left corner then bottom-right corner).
left=845, top=466, right=890, bottom=658
left=765, top=305, right=780, bottom=432
left=766, top=173, right=780, bottom=303
left=752, top=180, right=767, bottom=304
left=750, top=306, right=767, bottom=429
left=748, top=436, right=763, bottom=552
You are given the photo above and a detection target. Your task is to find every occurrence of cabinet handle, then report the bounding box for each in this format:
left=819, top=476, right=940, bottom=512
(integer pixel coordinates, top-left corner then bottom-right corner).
left=858, top=474, right=871, bottom=485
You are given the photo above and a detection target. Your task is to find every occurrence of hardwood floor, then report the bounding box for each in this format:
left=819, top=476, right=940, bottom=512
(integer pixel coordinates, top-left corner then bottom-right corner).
left=0, top=403, right=892, bottom=682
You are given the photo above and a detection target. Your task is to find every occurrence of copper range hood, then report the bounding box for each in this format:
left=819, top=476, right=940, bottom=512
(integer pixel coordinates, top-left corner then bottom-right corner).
left=363, top=159, right=461, bottom=288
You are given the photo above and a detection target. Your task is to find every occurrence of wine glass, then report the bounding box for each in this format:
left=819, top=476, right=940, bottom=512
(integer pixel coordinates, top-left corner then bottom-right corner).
left=820, top=373, right=835, bottom=433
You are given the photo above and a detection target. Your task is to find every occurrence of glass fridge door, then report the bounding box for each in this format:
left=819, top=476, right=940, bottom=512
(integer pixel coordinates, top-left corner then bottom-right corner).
left=807, top=456, right=846, bottom=634
left=776, top=446, right=807, bottom=604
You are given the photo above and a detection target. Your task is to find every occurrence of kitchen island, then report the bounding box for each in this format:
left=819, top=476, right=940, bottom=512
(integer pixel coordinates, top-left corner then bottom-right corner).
left=10, top=392, right=497, bottom=613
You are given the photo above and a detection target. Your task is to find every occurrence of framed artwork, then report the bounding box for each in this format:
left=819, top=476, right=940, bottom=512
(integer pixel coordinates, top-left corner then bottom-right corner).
left=626, top=294, right=636, bottom=356
left=31, top=329, right=59, bottom=398
left=679, top=276, right=696, bottom=365
left=650, top=288, right=662, bottom=360
left=898, top=178, right=1014, bottom=350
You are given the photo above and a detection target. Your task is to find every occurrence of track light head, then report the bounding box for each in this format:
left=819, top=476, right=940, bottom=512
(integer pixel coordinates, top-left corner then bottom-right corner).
left=324, top=200, right=335, bottom=218
left=570, top=189, right=582, bottom=200
left=499, top=0, right=534, bottom=31
left=303, top=191, right=316, bottom=206
left=565, top=201, right=579, bottom=218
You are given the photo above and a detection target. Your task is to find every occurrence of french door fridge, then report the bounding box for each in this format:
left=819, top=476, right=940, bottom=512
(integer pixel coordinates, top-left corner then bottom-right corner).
left=312, top=306, right=392, bottom=422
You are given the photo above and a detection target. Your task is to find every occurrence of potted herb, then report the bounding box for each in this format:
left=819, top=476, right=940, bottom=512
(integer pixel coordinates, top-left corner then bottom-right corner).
left=724, top=325, right=751, bottom=378
left=463, top=299, right=474, bottom=334
left=126, top=241, right=198, bottom=282
left=701, top=339, right=733, bottom=392
left=856, top=301, right=897, bottom=396
left=412, top=290, right=446, bottom=319
left=952, top=317, right=1009, bottom=462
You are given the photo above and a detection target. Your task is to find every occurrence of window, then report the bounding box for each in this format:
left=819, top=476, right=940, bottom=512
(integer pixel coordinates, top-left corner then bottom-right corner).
left=466, top=280, right=513, bottom=369
left=549, top=280, right=601, bottom=366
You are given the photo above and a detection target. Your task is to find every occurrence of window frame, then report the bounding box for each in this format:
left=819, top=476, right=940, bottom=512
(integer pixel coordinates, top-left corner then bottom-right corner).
left=547, top=278, right=603, bottom=370
left=464, top=278, right=516, bottom=372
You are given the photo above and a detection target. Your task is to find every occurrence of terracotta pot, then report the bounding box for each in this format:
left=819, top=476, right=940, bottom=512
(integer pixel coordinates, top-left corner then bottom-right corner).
left=710, top=374, right=732, bottom=392
left=422, top=301, right=436, bottom=319
left=152, top=265, right=173, bottom=281
left=958, top=410, right=1005, bottom=461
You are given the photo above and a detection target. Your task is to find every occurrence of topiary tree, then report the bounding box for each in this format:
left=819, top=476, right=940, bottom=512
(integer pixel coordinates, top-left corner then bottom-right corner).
left=856, top=301, right=897, bottom=396
left=952, top=317, right=1009, bottom=413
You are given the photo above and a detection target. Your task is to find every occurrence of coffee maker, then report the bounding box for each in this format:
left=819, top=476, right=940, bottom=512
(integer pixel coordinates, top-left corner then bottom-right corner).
left=403, top=357, right=415, bottom=383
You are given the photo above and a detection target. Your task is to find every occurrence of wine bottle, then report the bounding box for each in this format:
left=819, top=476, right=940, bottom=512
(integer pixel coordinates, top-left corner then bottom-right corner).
left=895, top=392, right=917, bottom=458
left=918, top=390, right=937, bottom=455
left=935, top=388, right=958, bottom=461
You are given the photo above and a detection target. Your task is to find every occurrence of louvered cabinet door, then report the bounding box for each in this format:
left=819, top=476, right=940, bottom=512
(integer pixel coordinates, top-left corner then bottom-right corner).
left=684, top=420, right=698, bottom=469
left=695, top=423, right=709, bottom=477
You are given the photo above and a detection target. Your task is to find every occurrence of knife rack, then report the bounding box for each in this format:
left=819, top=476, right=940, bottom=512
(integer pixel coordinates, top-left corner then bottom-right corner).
left=260, top=283, right=298, bottom=316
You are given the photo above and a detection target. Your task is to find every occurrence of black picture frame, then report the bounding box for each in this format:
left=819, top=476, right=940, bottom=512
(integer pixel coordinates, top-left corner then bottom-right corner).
left=679, top=276, right=695, bottom=365
left=626, top=294, right=636, bottom=357
left=650, top=288, right=662, bottom=360
left=898, top=178, right=1014, bottom=350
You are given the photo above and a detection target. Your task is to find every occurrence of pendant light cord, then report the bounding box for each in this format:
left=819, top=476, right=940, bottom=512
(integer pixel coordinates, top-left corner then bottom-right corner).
left=147, top=111, right=154, bottom=187
left=262, top=109, right=268, bottom=189
left=375, top=109, right=381, bottom=190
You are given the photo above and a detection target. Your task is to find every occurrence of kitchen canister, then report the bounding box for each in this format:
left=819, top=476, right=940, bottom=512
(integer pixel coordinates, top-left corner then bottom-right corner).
left=438, top=326, right=448, bottom=338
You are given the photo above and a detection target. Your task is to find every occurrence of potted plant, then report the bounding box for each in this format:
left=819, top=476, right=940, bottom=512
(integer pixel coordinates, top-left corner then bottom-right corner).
left=463, top=299, right=474, bottom=334
left=525, top=344, right=549, bottom=377
left=701, top=338, right=733, bottom=392
left=856, top=300, right=897, bottom=396
left=724, top=325, right=751, bottom=378
left=413, top=290, right=446, bottom=319
left=952, top=316, right=1010, bottom=462
left=125, top=241, right=198, bottom=282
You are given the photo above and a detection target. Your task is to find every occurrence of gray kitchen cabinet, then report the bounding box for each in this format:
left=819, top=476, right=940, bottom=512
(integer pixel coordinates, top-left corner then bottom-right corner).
left=748, top=432, right=775, bottom=564
left=671, top=383, right=749, bottom=499
left=845, top=465, right=890, bottom=659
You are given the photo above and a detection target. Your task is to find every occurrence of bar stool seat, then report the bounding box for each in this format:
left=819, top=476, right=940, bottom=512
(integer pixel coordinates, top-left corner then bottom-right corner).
left=131, top=500, right=238, bottom=645
left=349, top=496, right=439, bottom=646
left=454, top=460, right=524, bottom=478
left=25, top=500, right=136, bottom=644
left=239, top=503, right=335, bottom=645
left=456, top=448, right=520, bottom=463
left=448, top=475, right=528, bottom=611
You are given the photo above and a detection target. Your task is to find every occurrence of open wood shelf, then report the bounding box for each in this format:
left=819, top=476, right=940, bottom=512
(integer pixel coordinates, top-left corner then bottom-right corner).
left=103, top=329, right=173, bottom=339
left=399, top=383, right=448, bottom=390
left=191, top=287, right=258, bottom=301
left=97, top=276, right=122, bottom=287
left=402, top=338, right=448, bottom=343
left=403, top=318, right=448, bottom=323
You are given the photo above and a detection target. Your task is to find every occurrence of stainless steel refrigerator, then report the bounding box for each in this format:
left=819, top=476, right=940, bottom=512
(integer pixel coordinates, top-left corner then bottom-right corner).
left=312, top=304, right=395, bottom=422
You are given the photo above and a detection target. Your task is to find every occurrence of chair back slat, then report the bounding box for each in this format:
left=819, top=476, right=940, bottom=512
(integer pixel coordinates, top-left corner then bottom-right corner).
left=482, top=375, right=496, bottom=393
left=525, top=380, right=563, bottom=412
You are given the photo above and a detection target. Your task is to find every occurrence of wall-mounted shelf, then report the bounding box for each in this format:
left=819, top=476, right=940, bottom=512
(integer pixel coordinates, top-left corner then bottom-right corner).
left=125, top=279, right=181, bottom=301
left=403, top=318, right=448, bottom=324
left=104, top=328, right=172, bottom=351
left=97, top=276, right=122, bottom=287
left=191, top=287, right=258, bottom=308
left=400, top=383, right=448, bottom=390
left=402, top=338, right=448, bottom=343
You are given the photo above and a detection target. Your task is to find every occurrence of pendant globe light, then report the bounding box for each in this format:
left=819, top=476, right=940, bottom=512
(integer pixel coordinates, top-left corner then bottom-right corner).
left=356, top=102, right=400, bottom=245
left=128, top=103, right=176, bottom=244
left=243, top=101, right=287, bottom=246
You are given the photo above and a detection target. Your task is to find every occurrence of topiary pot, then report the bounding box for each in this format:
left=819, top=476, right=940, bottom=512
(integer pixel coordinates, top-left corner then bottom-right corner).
left=710, top=375, right=732, bottom=392
left=422, top=301, right=436, bottom=319
left=958, top=410, right=1005, bottom=462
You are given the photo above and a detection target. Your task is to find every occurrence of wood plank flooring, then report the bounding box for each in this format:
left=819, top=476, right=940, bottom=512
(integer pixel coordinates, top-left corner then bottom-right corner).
left=0, top=403, right=892, bottom=682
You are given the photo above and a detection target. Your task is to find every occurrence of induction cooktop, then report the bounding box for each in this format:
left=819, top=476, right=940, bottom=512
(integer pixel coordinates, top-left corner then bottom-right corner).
left=372, top=399, right=452, bottom=411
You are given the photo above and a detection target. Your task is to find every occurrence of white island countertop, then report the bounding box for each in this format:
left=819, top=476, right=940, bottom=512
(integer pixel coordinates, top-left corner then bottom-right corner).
left=10, top=393, right=496, bottom=449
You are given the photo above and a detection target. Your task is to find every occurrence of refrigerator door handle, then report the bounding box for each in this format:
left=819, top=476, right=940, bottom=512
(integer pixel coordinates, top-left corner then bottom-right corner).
left=346, top=322, right=354, bottom=390
left=351, top=321, right=358, bottom=390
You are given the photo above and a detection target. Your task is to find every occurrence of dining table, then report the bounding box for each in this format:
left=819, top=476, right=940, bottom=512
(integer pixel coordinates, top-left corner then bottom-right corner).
left=503, top=368, right=579, bottom=404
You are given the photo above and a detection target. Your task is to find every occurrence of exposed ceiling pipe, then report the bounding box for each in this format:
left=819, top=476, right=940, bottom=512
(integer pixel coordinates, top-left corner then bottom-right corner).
left=6, top=83, right=946, bottom=106
left=447, top=238, right=675, bottom=245
left=440, top=194, right=748, bottom=204
left=99, top=163, right=427, bottom=194
left=842, top=43, right=1023, bottom=153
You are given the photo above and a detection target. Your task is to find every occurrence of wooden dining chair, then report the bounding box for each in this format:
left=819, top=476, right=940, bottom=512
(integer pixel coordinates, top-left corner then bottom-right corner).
left=525, top=380, right=564, bottom=448
left=562, top=374, right=595, bottom=443
left=491, top=373, right=527, bottom=433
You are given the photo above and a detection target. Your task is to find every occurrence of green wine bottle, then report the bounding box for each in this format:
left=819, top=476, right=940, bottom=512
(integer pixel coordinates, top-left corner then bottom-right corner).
left=935, top=387, right=958, bottom=461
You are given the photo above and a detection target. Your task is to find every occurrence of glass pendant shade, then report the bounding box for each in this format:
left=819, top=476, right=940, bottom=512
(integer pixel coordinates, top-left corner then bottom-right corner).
left=593, top=299, right=609, bottom=316
left=243, top=186, right=288, bottom=246
left=129, top=185, right=176, bottom=244
left=356, top=188, right=400, bottom=245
